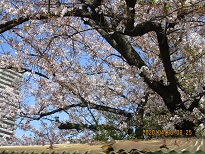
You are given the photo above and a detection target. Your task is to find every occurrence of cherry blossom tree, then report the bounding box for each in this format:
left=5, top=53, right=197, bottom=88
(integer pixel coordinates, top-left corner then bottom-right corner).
left=0, top=0, right=205, bottom=143
left=19, top=120, right=70, bottom=146
left=0, top=120, right=72, bottom=146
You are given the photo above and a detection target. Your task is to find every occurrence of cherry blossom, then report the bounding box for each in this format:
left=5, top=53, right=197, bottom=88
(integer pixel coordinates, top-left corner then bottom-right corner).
left=0, top=0, right=204, bottom=144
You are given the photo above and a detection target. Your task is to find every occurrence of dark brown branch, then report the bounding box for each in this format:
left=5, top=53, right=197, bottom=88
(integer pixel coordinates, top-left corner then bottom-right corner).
left=124, top=0, right=137, bottom=31
left=93, top=0, right=103, bottom=8
left=137, top=92, right=150, bottom=119
left=84, top=19, right=170, bottom=109
left=83, top=19, right=169, bottom=100
left=155, top=27, right=186, bottom=111
left=0, top=8, right=91, bottom=35
left=111, top=32, right=145, bottom=68
left=188, top=92, right=205, bottom=112
left=79, top=95, right=133, bottom=118
left=124, top=21, right=161, bottom=36
left=122, top=19, right=185, bottom=112
left=2, top=66, right=49, bottom=79
left=37, top=103, right=83, bottom=120
left=58, top=121, right=121, bottom=131
left=27, top=100, right=133, bottom=120
left=20, top=67, right=49, bottom=79
left=156, top=29, right=177, bottom=86
left=110, top=32, right=171, bottom=100
left=0, top=16, right=30, bottom=34
left=188, top=98, right=201, bottom=112
left=122, top=20, right=176, bottom=91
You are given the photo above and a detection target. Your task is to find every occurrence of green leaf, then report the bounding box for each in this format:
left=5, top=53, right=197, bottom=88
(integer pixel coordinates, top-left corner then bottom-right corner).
left=163, top=4, right=172, bottom=10
left=199, top=5, right=205, bottom=9
left=149, top=0, right=156, bottom=4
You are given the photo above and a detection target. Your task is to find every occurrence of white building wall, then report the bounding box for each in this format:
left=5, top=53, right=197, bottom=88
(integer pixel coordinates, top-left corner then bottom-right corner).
left=0, top=68, right=22, bottom=138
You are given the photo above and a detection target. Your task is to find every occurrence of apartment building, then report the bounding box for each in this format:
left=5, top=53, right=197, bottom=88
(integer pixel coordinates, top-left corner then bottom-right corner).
left=0, top=68, right=22, bottom=138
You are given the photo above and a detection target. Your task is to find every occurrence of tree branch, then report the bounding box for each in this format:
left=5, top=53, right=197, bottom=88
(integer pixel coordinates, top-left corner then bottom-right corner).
left=20, top=67, right=49, bottom=79
left=122, top=20, right=185, bottom=112
left=0, top=8, right=91, bottom=35
left=188, top=92, right=205, bottom=112
left=79, top=96, right=133, bottom=118
left=122, top=20, right=180, bottom=88
left=92, top=0, right=103, bottom=8
left=124, top=21, right=161, bottom=36
left=84, top=19, right=170, bottom=109
left=58, top=121, right=121, bottom=131
left=26, top=100, right=133, bottom=121
left=0, top=16, right=30, bottom=34
left=123, top=20, right=178, bottom=86
left=124, top=0, right=137, bottom=31
left=1, top=66, right=49, bottom=79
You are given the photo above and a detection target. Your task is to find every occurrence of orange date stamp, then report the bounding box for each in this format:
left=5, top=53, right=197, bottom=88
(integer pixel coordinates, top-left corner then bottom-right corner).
left=142, top=129, right=193, bottom=136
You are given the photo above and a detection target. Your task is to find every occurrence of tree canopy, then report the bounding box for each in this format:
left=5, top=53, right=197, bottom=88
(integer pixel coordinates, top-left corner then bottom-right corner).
left=0, top=0, right=205, bottom=144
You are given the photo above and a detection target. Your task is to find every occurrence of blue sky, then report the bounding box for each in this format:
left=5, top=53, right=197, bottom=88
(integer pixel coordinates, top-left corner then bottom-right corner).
left=0, top=32, right=43, bottom=138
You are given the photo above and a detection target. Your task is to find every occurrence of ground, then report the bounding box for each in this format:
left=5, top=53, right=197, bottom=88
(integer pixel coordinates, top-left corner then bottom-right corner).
left=0, top=137, right=204, bottom=154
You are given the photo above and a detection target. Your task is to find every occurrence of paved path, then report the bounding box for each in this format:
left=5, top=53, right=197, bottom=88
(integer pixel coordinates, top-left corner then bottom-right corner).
left=0, top=138, right=204, bottom=153
left=112, top=138, right=204, bottom=153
